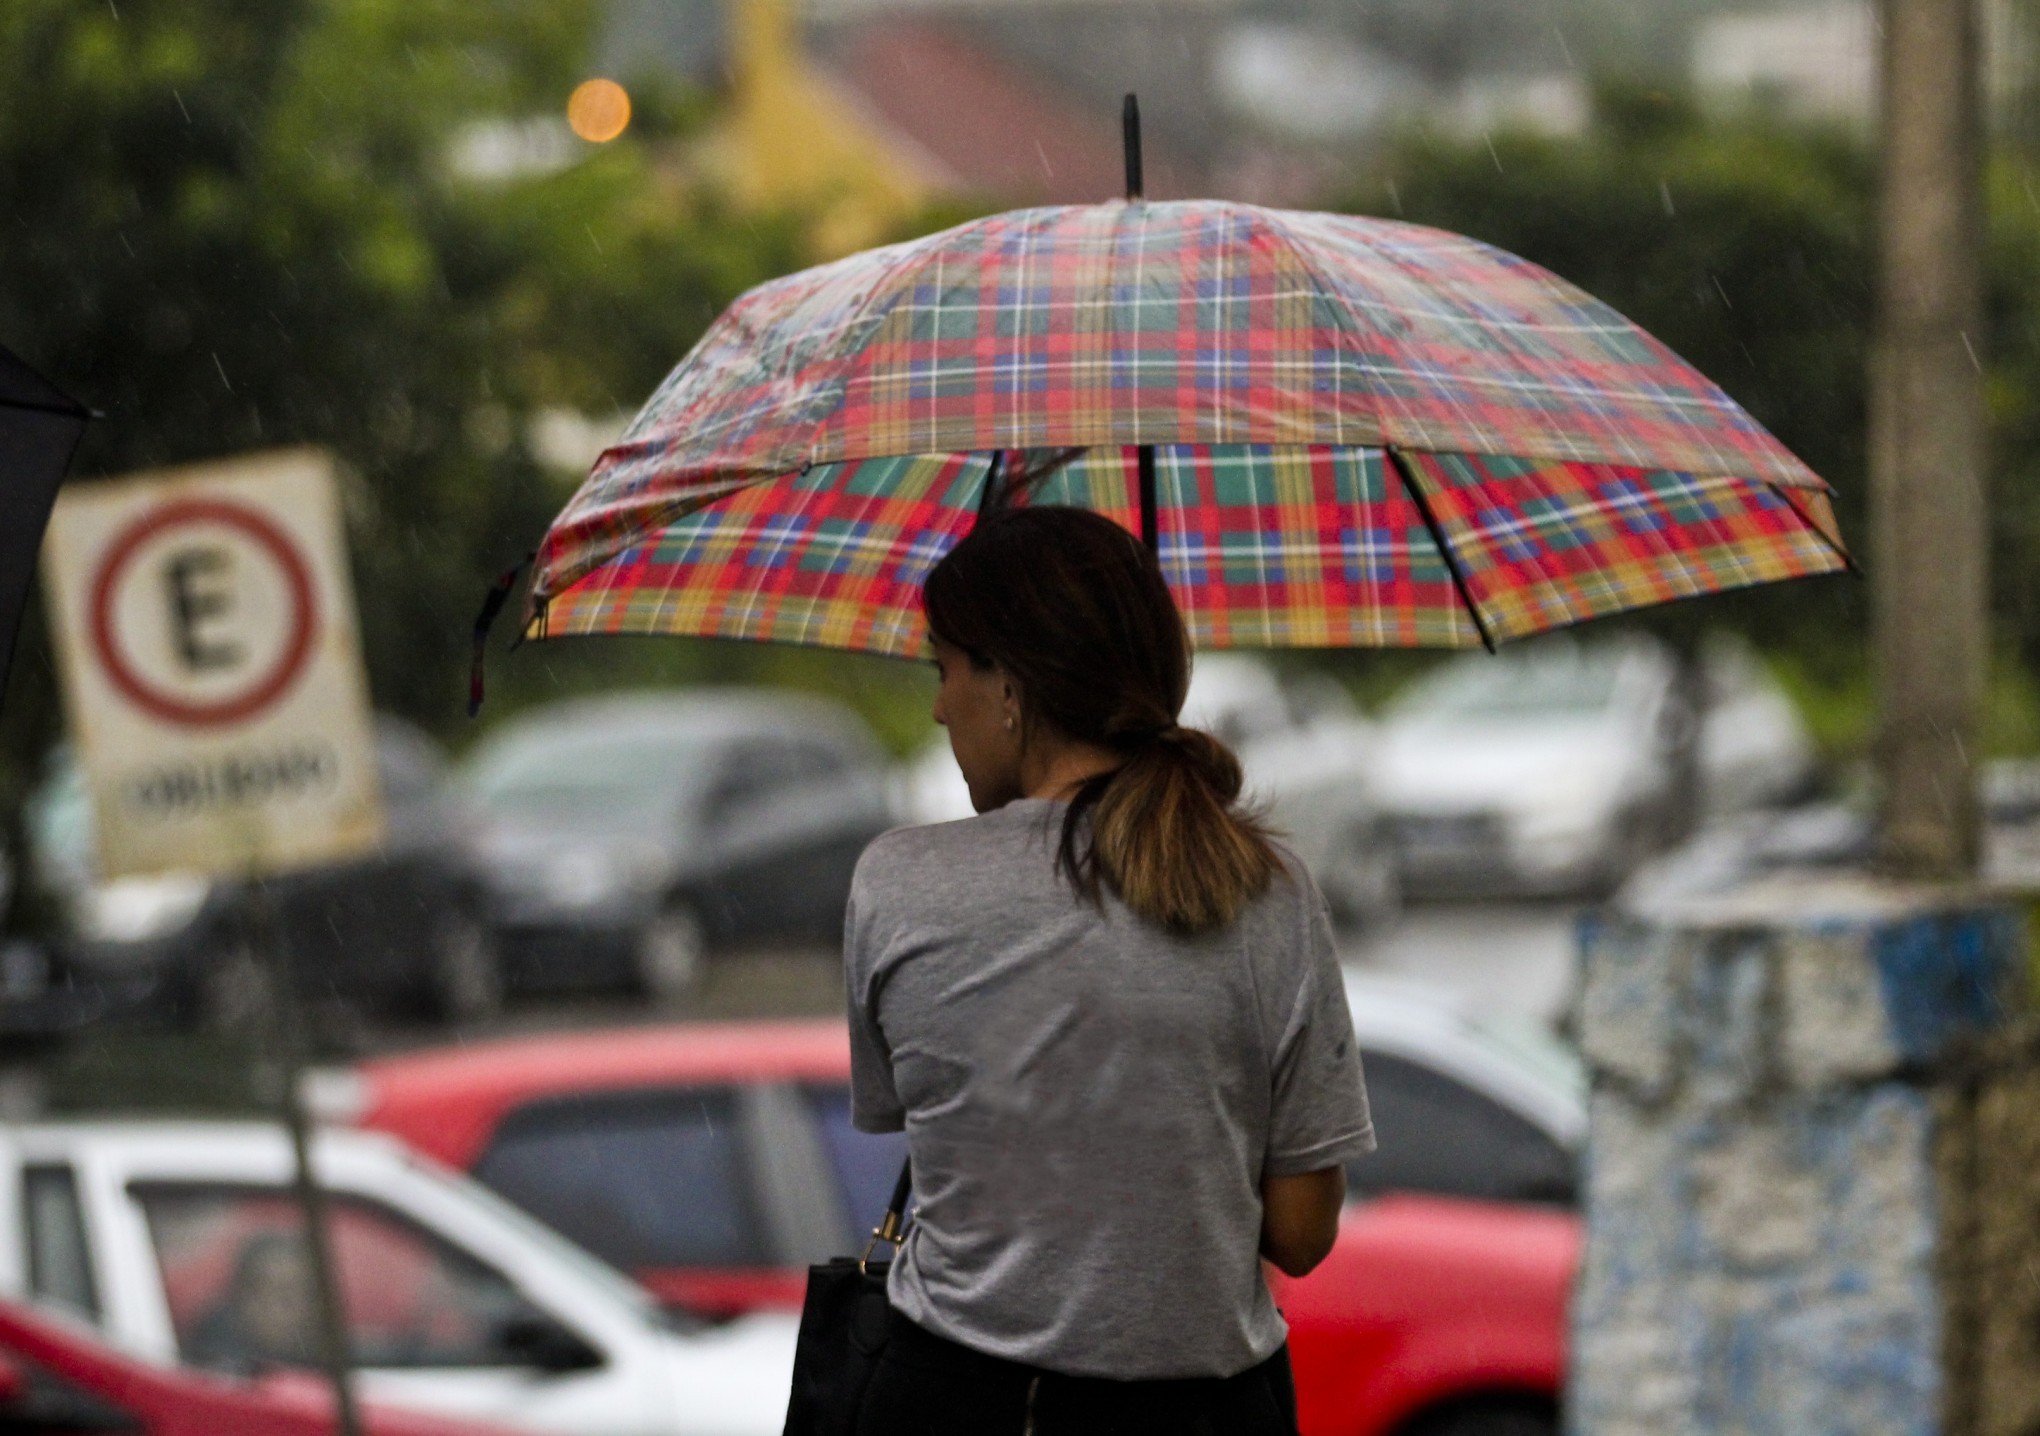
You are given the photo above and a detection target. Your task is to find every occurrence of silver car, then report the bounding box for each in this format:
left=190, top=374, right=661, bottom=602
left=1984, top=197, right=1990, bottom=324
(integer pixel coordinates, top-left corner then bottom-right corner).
left=462, top=689, right=895, bottom=1001
left=1375, top=633, right=1814, bottom=898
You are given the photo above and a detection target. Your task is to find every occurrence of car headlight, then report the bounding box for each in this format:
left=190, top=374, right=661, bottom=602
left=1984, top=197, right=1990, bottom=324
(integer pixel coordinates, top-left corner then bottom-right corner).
left=1508, top=773, right=1620, bottom=850
left=77, top=874, right=212, bottom=944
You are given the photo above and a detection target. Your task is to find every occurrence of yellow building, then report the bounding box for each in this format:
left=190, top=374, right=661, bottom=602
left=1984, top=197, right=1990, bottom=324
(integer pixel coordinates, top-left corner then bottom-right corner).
left=703, top=0, right=947, bottom=256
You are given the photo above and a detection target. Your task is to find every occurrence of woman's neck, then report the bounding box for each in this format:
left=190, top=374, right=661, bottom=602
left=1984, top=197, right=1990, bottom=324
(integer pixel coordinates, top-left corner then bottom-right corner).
left=1018, top=741, right=1125, bottom=801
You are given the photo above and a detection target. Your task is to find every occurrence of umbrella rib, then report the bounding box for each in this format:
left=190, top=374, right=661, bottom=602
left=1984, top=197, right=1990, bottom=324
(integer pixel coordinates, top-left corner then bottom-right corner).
left=1762, top=480, right=1862, bottom=577
left=1386, top=446, right=1496, bottom=653
left=0, top=395, right=91, bottom=419
left=974, top=450, right=1006, bottom=524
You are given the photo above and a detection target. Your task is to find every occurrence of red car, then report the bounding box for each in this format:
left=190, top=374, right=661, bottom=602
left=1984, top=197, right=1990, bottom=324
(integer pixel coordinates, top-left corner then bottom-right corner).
left=0, top=1296, right=510, bottom=1436
left=352, top=980, right=1583, bottom=1436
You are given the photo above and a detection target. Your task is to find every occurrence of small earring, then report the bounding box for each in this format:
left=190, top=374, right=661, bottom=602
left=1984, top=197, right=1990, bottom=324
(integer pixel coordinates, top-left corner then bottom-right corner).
left=1003, top=716, right=1015, bottom=731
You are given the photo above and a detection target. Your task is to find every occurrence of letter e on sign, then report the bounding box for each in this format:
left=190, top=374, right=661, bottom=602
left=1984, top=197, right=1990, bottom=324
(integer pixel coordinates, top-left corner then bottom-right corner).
left=41, top=449, right=385, bottom=880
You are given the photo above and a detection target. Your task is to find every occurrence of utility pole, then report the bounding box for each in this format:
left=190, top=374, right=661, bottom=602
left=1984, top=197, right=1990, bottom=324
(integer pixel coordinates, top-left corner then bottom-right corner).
left=1873, top=0, right=1989, bottom=878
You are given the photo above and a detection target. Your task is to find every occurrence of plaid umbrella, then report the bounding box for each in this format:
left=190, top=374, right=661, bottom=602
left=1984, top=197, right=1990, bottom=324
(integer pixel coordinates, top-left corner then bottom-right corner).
left=524, top=200, right=1848, bottom=660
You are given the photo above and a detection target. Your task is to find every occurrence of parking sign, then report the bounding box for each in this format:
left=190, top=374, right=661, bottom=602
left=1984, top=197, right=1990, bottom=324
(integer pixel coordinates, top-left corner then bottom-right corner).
left=41, top=448, right=384, bottom=879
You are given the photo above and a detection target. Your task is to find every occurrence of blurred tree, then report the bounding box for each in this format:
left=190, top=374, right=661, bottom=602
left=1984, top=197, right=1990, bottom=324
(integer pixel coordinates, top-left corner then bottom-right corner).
left=0, top=0, right=803, bottom=793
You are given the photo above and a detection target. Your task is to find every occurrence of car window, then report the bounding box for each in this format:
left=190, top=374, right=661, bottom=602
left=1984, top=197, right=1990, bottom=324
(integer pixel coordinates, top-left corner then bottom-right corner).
left=462, top=726, right=701, bottom=827
left=780, top=740, right=848, bottom=783
left=703, top=756, right=777, bottom=824
left=1346, top=1052, right=1577, bottom=1206
left=131, top=1183, right=561, bottom=1374
left=22, top=1165, right=99, bottom=1322
left=473, top=1087, right=769, bottom=1269
left=802, top=1086, right=910, bottom=1235
left=710, top=739, right=842, bottom=814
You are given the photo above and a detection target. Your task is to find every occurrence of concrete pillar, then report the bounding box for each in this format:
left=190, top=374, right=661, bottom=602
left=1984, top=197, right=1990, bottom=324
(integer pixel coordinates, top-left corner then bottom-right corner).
left=1567, top=875, right=2038, bottom=1434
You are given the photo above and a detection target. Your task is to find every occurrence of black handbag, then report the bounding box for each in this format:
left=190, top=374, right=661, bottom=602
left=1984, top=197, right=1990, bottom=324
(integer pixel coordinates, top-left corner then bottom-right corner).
left=781, top=1158, right=913, bottom=1436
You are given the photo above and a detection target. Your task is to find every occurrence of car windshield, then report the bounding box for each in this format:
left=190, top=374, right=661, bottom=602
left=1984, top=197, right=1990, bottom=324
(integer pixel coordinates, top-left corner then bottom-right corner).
left=1389, top=651, right=1624, bottom=724
left=462, top=728, right=702, bottom=826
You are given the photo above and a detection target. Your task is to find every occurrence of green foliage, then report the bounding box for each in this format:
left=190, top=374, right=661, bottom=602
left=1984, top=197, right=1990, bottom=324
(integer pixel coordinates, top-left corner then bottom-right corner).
left=0, top=0, right=802, bottom=780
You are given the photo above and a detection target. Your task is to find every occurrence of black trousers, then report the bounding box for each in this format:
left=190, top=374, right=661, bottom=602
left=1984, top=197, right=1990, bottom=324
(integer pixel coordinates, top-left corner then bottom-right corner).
left=854, top=1309, right=1301, bottom=1436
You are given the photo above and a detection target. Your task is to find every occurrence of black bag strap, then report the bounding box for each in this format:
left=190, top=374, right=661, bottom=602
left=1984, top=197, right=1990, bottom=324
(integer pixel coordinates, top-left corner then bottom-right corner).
left=859, top=1158, right=912, bottom=1274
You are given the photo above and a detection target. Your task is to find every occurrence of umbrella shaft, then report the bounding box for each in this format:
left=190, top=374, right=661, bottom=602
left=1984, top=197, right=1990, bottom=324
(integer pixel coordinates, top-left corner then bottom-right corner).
left=1136, top=445, right=1158, bottom=553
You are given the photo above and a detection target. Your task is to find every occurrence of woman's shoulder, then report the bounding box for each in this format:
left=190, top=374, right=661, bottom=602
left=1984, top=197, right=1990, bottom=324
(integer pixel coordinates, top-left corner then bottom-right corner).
left=852, top=805, right=1043, bottom=889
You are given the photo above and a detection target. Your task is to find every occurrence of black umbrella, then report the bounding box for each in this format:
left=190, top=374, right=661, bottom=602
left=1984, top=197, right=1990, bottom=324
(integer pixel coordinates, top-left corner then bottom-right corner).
left=0, top=344, right=88, bottom=710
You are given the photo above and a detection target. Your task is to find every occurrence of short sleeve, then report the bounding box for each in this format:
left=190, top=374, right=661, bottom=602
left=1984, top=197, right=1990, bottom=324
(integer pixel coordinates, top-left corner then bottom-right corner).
left=844, top=859, right=906, bottom=1134
left=1265, top=879, right=1375, bottom=1177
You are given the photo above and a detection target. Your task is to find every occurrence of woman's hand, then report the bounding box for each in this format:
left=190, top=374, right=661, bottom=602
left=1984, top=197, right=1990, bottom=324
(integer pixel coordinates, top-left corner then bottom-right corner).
left=1259, top=1167, right=1345, bottom=1278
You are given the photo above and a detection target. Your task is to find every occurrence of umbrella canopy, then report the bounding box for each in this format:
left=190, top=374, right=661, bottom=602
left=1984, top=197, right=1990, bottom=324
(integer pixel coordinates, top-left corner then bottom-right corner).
left=528, top=201, right=1847, bottom=659
left=0, top=345, right=88, bottom=706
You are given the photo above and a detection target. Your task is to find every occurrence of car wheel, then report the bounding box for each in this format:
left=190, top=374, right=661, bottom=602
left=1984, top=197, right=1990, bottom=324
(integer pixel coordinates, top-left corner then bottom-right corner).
left=424, top=910, right=505, bottom=1026
left=634, top=902, right=707, bottom=1003
left=1401, top=1402, right=1557, bottom=1436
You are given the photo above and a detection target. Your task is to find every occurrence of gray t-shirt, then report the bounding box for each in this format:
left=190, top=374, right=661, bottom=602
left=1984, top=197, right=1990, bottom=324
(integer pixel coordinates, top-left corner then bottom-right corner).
left=844, top=796, right=1374, bottom=1380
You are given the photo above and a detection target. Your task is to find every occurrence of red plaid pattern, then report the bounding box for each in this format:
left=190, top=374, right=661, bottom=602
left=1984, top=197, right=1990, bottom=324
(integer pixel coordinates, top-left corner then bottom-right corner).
left=531, top=200, right=1844, bottom=652
left=538, top=444, right=1842, bottom=657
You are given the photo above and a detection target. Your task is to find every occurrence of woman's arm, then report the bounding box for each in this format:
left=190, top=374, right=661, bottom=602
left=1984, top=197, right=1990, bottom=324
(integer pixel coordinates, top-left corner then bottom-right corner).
left=1260, top=1167, right=1345, bottom=1278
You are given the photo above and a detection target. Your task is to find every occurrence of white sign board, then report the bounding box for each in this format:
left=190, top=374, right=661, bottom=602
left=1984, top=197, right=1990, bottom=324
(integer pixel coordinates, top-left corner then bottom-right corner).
left=41, top=449, right=385, bottom=880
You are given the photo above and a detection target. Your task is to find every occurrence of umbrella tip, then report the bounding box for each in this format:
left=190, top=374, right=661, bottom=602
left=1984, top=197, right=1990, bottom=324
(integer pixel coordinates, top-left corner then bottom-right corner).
left=1122, top=93, right=1143, bottom=202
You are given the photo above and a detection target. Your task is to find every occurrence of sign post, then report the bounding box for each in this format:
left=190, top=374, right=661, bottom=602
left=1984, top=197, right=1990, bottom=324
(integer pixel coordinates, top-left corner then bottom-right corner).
left=42, top=448, right=382, bottom=1436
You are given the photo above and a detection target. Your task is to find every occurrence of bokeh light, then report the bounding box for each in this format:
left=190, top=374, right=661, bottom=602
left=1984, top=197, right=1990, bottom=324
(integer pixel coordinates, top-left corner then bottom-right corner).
left=567, top=78, right=631, bottom=143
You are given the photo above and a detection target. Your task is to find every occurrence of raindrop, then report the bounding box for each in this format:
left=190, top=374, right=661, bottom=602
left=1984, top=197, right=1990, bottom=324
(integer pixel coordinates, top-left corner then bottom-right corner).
left=1035, top=141, right=1053, bottom=181
left=212, top=352, right=233, bottom=392
left=1385, top=178, right=1402, bottom=215
left=1483, top=133, right=1503, bottom=174
left=585, top=224, right=604, bottom=255
left=105, top=0, right=119, bottom=16
left=117, top=230, right=136, bottom=258
left=1711, top=275, right=1733, bottom=309
left=1552, top=23, right=1574, bottom=68
left=1960, top=330, right=1981, bottom=372
left=172, top=88, right=191, bottom=125
left=1659, top=180, right=1676, bottom=216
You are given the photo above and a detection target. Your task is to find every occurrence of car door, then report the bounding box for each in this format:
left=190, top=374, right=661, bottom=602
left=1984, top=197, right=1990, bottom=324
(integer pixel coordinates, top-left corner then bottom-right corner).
left=121, top=1180, right=652, bottom=1435
left=466, top=1084, right=787, bottom=1319
left=1343, top=1050, right=1577, bottom=1206
left=696, top=736, right=890, bottom=944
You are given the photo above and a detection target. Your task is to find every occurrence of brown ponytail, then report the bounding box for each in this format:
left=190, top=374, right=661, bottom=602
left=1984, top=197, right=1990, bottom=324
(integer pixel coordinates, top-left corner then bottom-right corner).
left=921, top=501, right=1284, bottom=933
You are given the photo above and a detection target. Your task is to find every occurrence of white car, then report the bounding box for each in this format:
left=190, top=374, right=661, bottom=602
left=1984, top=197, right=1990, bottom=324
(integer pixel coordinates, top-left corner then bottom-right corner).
left=1375, top=633, right=1814, bottom=897
left=0, top=1122, right=794, bottom=1436
left=1339, top=971, right=1585, bottom=1203
left=891, top=652, right=1399, bottom=931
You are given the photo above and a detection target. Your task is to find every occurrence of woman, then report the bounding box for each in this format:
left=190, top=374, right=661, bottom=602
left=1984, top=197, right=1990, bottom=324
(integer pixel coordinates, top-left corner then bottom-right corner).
left=844, top=504, right=1375, bottom=1435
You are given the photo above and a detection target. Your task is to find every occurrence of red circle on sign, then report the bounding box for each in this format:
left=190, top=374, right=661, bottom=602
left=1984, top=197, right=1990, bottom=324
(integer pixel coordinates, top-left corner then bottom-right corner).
left=87, top=498, right=321, bottom=728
